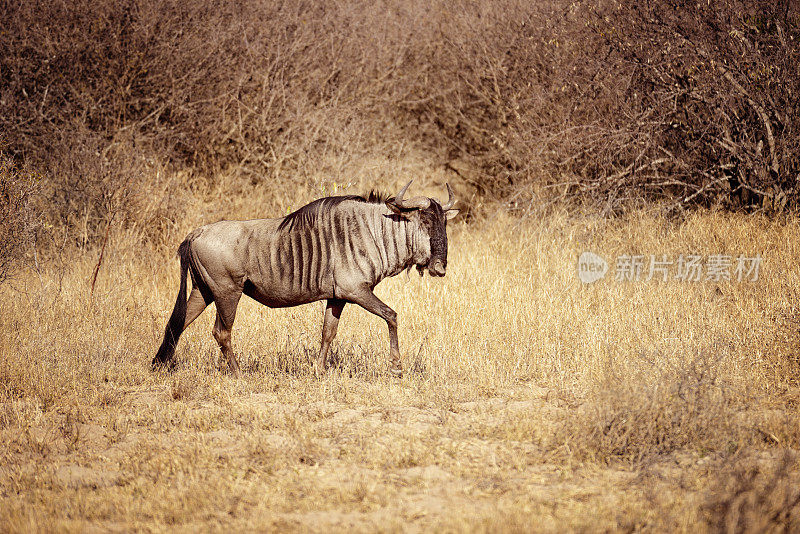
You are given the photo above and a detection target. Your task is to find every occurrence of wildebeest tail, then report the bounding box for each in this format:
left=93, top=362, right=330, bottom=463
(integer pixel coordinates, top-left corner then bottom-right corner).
left=152, top=239, right=192, bottom=370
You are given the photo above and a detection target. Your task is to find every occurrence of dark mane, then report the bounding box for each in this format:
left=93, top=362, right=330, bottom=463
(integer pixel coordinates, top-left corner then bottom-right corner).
left=278, top=190, right=389, bottom=231
left=363, top=190, right=389, bottom=203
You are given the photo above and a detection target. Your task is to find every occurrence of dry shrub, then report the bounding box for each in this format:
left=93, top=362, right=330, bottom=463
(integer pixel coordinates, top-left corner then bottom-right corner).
left=557, top=351, right=741, bottom=464
left=2, top=0, right=473, bottom=243
left=41, top=129, right=188, bottom=249
left=0, top=0, right=434, bottom=183
left=0, top=154, right=39, bottom=285
left=555, top=0, right=800, bottom=212
left=4, top=0, right=798, bottom=229
left=703, top=452, right=800, bottom=533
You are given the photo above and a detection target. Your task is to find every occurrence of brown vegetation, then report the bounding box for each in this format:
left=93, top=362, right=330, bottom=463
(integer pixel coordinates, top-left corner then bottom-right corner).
left=578, top=0, right=800, bottom=213
left=2, top=0, right=798, bottom=247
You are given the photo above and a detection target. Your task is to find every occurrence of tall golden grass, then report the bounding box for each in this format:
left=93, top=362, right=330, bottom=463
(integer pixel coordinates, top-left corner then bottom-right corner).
left=2, top=170, right=798, bottom=530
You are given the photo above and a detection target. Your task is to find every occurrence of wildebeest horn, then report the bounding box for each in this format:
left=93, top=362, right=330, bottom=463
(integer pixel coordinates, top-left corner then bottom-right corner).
left=441, top=183, right=456, bottom=210
left=394, top=180, right=430, bottom=210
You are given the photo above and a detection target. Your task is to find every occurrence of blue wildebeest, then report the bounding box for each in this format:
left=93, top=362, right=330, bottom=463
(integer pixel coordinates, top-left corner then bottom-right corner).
left=152, top=181, right=458, bottom=377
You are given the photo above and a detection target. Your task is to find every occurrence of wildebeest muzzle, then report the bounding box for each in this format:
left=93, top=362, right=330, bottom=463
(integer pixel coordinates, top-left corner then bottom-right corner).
left=428, top=258, right=446, bottom=277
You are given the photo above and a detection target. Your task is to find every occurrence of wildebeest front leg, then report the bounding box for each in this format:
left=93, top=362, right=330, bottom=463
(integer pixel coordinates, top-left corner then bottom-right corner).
left=315, top=299, right=345, bottom=376
left=348, top=289, right=402, bottom=377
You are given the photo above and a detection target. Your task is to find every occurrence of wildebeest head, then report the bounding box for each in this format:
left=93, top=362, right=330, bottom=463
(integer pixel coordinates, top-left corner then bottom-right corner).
left=385, top=181, right=459, bottom=277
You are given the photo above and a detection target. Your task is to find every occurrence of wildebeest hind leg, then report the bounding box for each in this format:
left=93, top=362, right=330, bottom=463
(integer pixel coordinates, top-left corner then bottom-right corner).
left=315, top=299, right=345, bottom=376
left=183, top=287, right=209, bottom=330
left=212, top=294, right=242, bottom=378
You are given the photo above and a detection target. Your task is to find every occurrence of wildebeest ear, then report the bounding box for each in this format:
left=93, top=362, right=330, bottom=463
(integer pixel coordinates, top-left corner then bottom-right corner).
left=445, top=209, right=459, bottom=220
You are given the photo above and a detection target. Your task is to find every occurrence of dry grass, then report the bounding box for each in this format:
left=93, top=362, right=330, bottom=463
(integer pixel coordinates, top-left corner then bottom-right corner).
left=2, top=171, right=800, bottom=531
